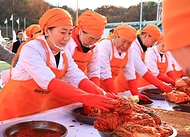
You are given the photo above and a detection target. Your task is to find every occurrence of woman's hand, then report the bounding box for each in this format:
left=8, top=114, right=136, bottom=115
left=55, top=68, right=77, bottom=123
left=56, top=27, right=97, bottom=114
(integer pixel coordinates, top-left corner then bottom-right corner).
left=81, top=94, right=118, bottom=112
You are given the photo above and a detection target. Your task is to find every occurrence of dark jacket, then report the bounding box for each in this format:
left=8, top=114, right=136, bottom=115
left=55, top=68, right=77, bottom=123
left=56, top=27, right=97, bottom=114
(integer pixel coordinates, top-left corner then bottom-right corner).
left=12, top=40, right=24, bottom=53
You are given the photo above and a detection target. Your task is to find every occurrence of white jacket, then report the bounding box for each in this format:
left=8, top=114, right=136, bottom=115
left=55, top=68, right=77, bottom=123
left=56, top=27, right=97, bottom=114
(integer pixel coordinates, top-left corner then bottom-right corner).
left=4, top=36, right=86, bottom=89
left=127, top=38, right=148, bottom=79
left=97, top=39, right=136, bottom=80
left=144, top=46, right=174, bottom=77
left=66, top=38, right=100, bottom=79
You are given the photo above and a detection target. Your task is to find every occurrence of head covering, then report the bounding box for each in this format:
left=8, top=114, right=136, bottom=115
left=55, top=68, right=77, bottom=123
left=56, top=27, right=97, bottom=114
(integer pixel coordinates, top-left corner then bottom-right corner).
left=158, top=34, right=164, bottom=43
left=113, top=24, right=136, bottom=42
left=78, top=10, right=107, bottom=35
left=163, top=0, right=190, bottom=51
left=26, top=24, right=41, bottom=38
left=39, top=8, right=73, bottom=31
left=141, top=25, right=161, bottom=41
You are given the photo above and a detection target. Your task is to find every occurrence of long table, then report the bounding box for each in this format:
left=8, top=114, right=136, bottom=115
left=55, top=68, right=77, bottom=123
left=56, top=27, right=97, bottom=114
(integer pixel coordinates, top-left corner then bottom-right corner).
left=0, top=86, right=173, bottom=137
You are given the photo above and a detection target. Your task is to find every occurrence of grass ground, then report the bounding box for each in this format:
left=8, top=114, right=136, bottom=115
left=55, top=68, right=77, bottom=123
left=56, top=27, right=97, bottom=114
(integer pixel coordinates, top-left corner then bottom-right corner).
left=0, top=62, right=10, bottom=73
left=0, top=62, right=10, bottom=89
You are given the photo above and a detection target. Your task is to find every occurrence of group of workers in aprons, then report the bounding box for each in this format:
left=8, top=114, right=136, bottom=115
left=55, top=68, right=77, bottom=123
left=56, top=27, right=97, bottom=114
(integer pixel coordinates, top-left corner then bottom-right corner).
left=98, top=24, right=184, bottom=101
left=0, top=0, right=189, bottom=121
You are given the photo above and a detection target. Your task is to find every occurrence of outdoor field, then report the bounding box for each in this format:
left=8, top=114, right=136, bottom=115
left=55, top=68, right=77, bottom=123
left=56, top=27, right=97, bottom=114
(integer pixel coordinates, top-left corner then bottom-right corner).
left=0, top=61, right=10, bottom=73
left=0, top=61, right=10, bottom=89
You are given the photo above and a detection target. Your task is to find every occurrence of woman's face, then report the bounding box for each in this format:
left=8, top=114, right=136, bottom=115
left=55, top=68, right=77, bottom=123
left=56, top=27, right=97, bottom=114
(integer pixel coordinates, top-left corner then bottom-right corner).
left=142, top=34, right=156, bottom=47
left=157, top=42, right=166, bottom=54
left=79, top=30, right=101, bottom=47
left=114, top=36, right=132, bottom=53
left=46, top=26, right=73, bottom=52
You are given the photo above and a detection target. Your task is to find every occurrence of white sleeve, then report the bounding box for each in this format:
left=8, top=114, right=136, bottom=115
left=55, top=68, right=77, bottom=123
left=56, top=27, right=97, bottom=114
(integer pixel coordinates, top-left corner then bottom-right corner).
left=86, top=46, right=100, bottom=79
left=131, top=43, right=148, bottom=77
left=122, top=52, right=136, bottom=80
left=168, top=51, right=182, bottom=71
left=62, top=49, right=87, bottom=87
left=165, top=52, right=174, bottom=73
left=18, top=41, right=55, bottom=89
left=98, top=40, right=112, bottom=80
left=144, top=49, right=160, bottom=77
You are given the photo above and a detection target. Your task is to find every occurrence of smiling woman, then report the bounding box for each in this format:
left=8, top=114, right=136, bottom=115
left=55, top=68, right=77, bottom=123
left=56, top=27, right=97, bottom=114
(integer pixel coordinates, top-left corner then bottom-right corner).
left=0, top=8, right=118, bottom=121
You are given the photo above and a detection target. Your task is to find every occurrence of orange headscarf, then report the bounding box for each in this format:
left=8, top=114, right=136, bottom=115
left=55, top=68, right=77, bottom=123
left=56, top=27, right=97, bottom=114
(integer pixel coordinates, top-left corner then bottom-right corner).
left=163, top=0, right=190, bottom=51
left=158, top=34, right=164, bottom=43
left=26, top=24, right=41, bottom=38
left=112, top=24, right=136, bottom=42
left=78, top=10, right=107, bottom=35
left=141, top=25, right=161, bottom=41
left=39, top=8, right=73, bottom=31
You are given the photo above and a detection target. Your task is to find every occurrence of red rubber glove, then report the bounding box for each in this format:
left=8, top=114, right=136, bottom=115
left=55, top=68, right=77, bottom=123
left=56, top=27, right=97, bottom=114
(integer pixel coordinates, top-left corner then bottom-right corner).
left=179, top=70, right=186, bottom=77
left=180, top=70, right=186, bottom=77
left=143, top=71, right=172, bottom=93
left=48, top=78, right=118, bottom=112
left=90, top=77, right=100, bottom=86
left=157, top=73, right=175, bottom=86
left=79, top=78, right=104, bottom=95
left=128, top=79, right=150, bottom=101
left=166, top=71, right=176, bottom=81
left=103, top=78, right=117, bottom=94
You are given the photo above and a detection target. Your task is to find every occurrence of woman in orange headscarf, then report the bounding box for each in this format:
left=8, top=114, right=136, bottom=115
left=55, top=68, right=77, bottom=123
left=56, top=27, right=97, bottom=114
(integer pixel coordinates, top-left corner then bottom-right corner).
left=97, top=24, right=150, bottom=100
left=66, top=10, right=107, bottom=87
left=118, top=25, right=173, bottom=100
left=1, top=24, right=42, bottom=87
left=0, top=8, right=118, bottom=121
left=144, top=34, right=176, bottom=86
left=162, top=0, right=190, bottom=77
left=26, top=24, right=42, bottom=39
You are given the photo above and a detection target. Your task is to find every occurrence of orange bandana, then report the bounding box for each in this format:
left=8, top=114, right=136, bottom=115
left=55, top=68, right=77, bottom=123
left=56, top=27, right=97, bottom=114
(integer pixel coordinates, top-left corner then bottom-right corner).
left=39, top=8, right=73, bottom=31
left=163, top=0, right=190, bottom=51
left=26, top=24, right=41, bottom=38
left=113, top=24, right=136, bottom=42
left=158, top=34, right=164, bottom=43
left=141, top=25, right=160, bottom=41
left=78, top=10, right=107, bottom=35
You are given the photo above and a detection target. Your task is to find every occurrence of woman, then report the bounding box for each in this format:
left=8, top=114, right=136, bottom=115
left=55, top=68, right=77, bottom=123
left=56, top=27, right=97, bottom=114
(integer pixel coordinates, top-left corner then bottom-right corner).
left=25, top=24, right=42, bottom=39
left=97, top=24, right=150, bottom=101
left=0, top=8, right=118, bottom=121
left=144, top=34, right=176, bottom=86
left=162, top=0, right=190, bottom=77
left=118, top=25, right=172, bottom=95
left=1, top=24, right=42, bottom=87
left=66, top=10, right=107, bottom=86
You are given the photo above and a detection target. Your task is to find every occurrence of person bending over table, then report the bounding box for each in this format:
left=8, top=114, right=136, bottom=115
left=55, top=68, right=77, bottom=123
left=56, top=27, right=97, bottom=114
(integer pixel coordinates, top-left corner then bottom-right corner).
left=116, top=25, right=173, bottom=99
left=66, top=10, right=107, bottom=86
left=144, top=34, right=176, bottom=86
left=0, top=8, right=118, bottom=121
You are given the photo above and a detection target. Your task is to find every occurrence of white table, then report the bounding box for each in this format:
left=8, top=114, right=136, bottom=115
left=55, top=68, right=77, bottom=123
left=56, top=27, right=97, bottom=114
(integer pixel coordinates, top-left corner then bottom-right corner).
left=0, top=86, right=173, bottom=137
